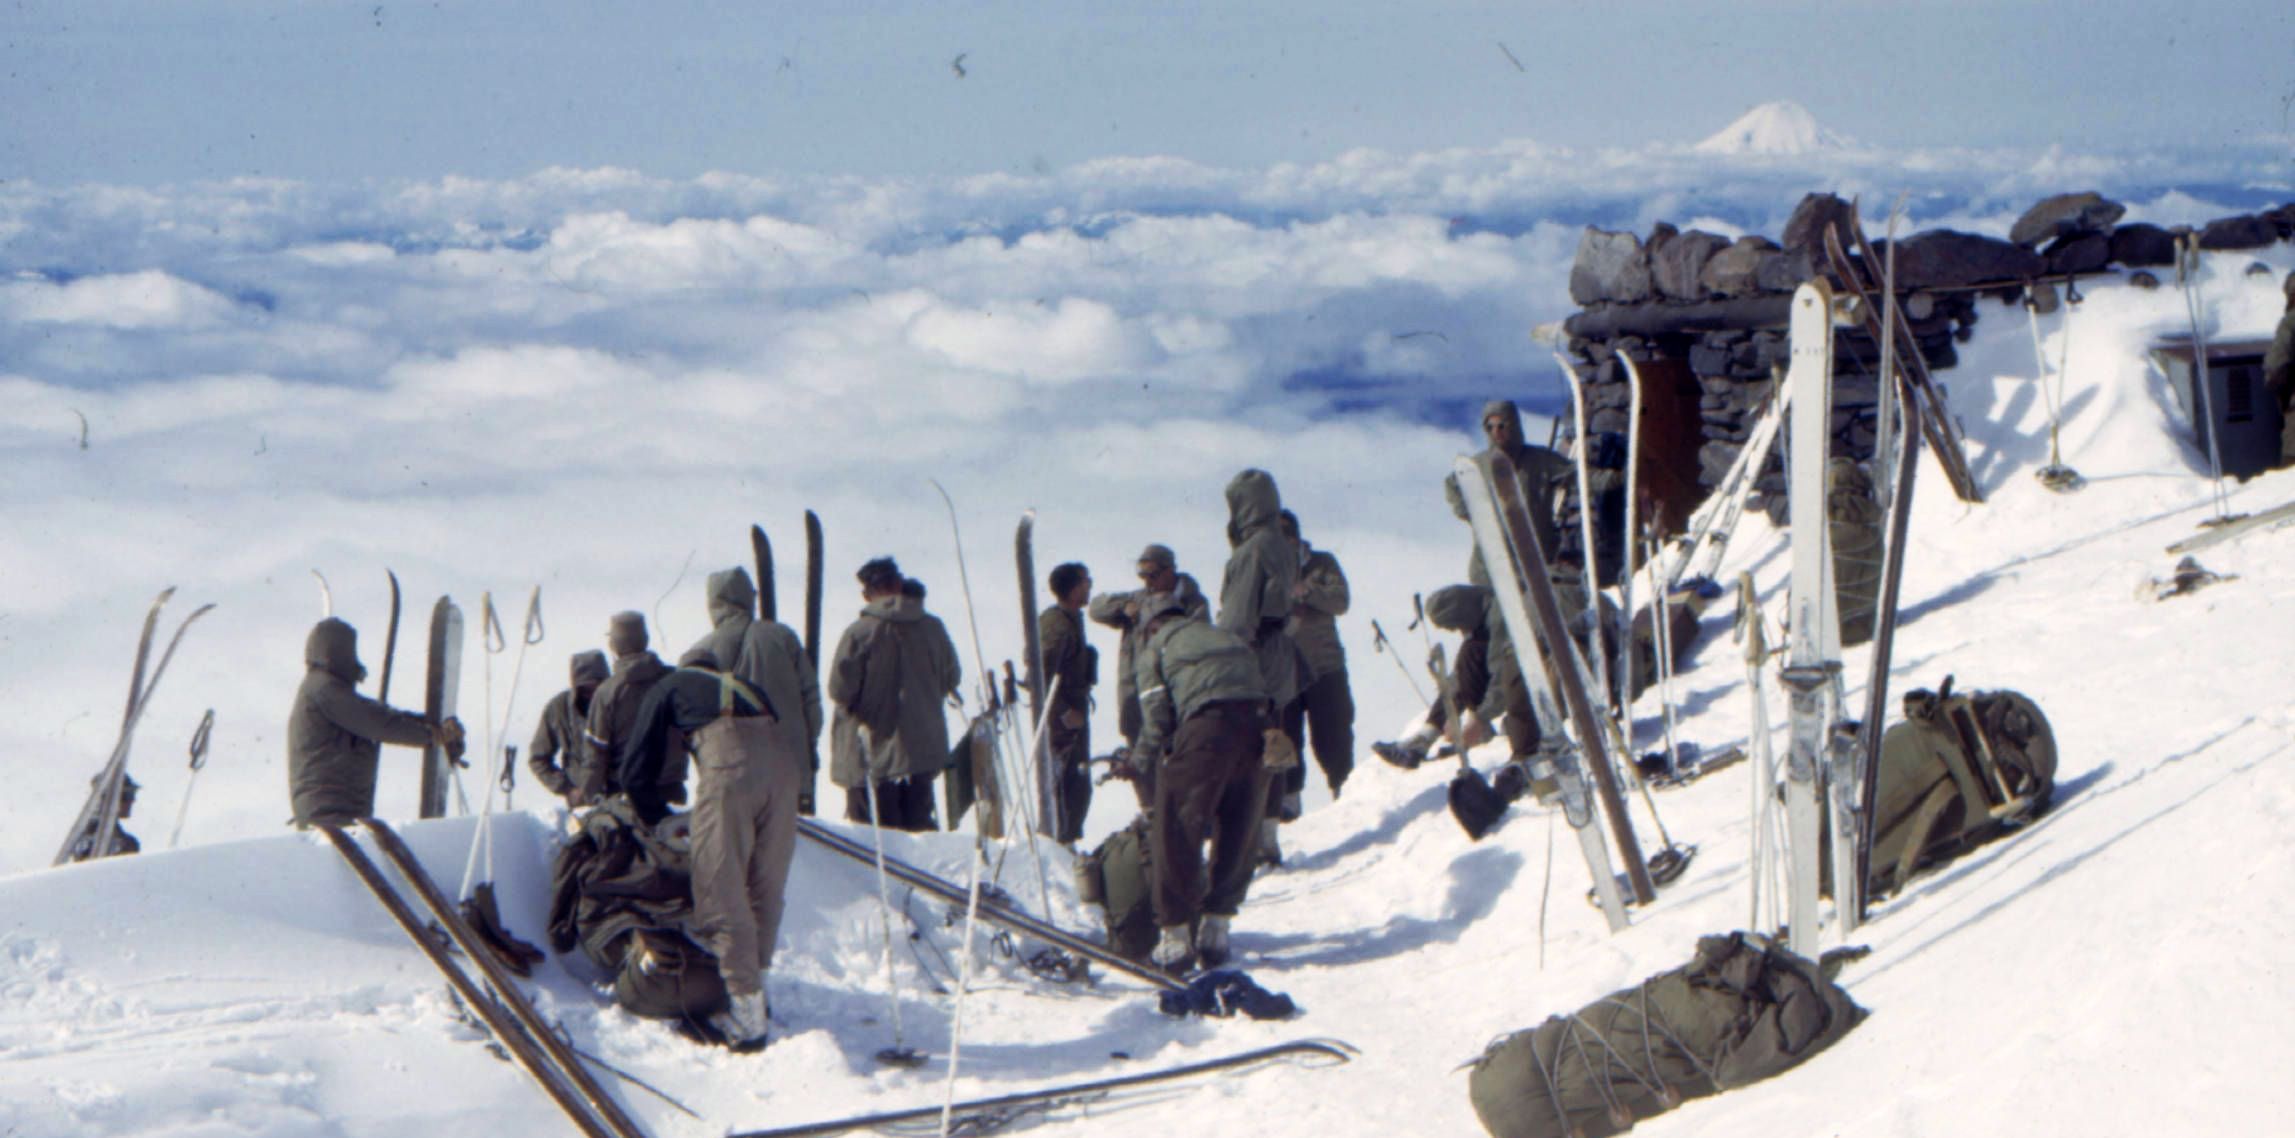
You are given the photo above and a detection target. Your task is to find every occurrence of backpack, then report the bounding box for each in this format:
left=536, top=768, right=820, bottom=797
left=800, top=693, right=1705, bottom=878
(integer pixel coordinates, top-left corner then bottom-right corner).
left=1866, top=676, right=2057, bottom=897
left=1077, top=815, right=1158, bottom=963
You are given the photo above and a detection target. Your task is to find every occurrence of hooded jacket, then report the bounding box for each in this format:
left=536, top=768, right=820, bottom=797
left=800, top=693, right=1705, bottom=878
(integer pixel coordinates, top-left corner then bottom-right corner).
left=1134, top=606, right=1267, bottom=762
left=735, top=617, right=824, bottom=770
left=1287, top=542, right=1350, bottom=683
left=687, top=568, right=756, bottom=683
left=287, top=618, right=433, bottom=825
left=1089, top=572, right=1209, bottom=743
left=1444, top=400, right=1575, bottom=588
left=582, top=649, right=672, bottom=798
left=529, top=649, right=611, bottom=796
left=827, top=594, right=962, bottom=787
left=1217, top=469, right=1302, bottom=708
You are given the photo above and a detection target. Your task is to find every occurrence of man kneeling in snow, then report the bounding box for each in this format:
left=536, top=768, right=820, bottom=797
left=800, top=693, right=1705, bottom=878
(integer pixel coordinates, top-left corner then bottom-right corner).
left=617, top=648, right=794, bottom=1052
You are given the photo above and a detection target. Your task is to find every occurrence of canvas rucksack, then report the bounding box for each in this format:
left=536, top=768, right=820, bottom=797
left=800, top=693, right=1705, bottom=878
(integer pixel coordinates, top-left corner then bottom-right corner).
left=1866, top=676, right=2057, bottom=897
left=1076, top=815, right=1158, bottom=963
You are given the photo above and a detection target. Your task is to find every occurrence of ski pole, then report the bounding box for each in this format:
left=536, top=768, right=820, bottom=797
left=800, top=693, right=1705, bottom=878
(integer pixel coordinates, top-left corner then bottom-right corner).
left=501, top=745, right=518, bottom=813
left=859, top=731, right=924, bottom=1067
left=939, top=840, right=989, bottom=1137
left=1370, top=619, right=1429, bottom=706
left=491, top=588, right=544, bottom=792
left=2178, top=235, right=2232, bottom=522
left=166, top=709, right=215, bottom=850
left=460, top=593, right=510, bottom=899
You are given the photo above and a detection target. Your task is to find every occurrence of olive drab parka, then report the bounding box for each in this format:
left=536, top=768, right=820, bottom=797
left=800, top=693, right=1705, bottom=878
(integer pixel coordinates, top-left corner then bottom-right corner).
left=735, top=617, right=823, bottom=769
left=1288, top=543, right=1350, bottom=684
left=288, top=618, right=433, bottom=826
left=528, top=649, right=611, bottom=797
left=1217, top=469, right=1302, bottom=709
left=1133, top=605, right=1267, bottom=763
left=1444, top=400, right=1574, bottom=589
left=1089, top=573, right=1208, bottom=743
left=688, top=568, right=757, bottom=682
left=827, top=594, right=962, bottom=788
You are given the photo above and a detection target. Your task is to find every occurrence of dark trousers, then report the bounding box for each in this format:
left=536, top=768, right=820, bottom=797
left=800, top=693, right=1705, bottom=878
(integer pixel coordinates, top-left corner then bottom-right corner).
left=1047, top=717, right=1093, bottom=844
left=1281, top=668, right=1355, bottom=797
left=1424, top=630, right=1540, bottom=758
left=844, top=774, right=938, bottom=832
left=1151, top=700, right=1268, bottom=929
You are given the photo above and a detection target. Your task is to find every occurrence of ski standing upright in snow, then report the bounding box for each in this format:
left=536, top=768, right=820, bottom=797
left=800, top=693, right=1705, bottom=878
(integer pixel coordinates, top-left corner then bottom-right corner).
left=751, top=523, right=777, bottom=623
left=418, top=597, right=465, bottom=820
left=1780, top=279, right=1848, bottom=956
left=1016, top=511, right=1055, bottom=839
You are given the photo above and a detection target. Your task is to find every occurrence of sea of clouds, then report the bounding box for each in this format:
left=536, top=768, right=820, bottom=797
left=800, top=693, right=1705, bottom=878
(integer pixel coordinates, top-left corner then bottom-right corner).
left=2, top=133, right=2287, bottom=873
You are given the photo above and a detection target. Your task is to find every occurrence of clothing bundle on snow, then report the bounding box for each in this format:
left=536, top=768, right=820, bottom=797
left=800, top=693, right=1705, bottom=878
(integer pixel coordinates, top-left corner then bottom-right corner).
left=545, top=800, right=729, bottom=1026
left=1156, top=969, right=1298, bottom=1020
left=1467, top=932, right=1865, bottom=1138
left=1864, top=677, right=2057, bottom=897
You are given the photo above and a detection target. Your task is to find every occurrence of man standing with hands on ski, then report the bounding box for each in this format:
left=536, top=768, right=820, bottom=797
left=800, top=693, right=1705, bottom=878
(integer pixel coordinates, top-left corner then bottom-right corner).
left=1133, top=592, right=1271, bottom=974
left=1039, top=561, right=1098, bottom=844
left=287, top=616, right=466, bottom=827
left=1089, top=543, right=1209, bottom=807
left=614, top=647, right=790, bottom=1053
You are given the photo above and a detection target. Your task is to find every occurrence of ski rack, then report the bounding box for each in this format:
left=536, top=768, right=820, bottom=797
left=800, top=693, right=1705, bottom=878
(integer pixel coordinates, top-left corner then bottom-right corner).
left=1823, top=219, right=1985, bottom=504
left=728, top=1039, right=1356, bottom=1138
left=320, top=820, right=648, bottom=1138
left=796, top=818, right=1184, bottom=991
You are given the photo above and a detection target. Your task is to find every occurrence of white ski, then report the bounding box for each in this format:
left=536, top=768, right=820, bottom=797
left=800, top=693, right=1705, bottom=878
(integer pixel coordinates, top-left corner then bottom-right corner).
left=1781, top=280, right=1844, bottom=957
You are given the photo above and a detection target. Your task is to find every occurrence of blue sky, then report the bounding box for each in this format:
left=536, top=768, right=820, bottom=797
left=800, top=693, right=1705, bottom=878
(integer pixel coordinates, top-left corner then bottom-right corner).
left=5, top=1, right=2291, bottom=185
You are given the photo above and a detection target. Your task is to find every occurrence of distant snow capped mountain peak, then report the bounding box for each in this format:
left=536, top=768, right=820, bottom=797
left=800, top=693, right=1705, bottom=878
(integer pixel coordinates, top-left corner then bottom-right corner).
left=1694, top=100, right=1851, bottom=155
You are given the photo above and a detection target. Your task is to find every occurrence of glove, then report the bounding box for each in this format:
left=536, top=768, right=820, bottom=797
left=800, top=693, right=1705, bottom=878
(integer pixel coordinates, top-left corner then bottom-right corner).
left=1455, top=710, right=1494, bottom=749
left=437, top=717, right=469, bottom=768
left=1260, top=727, right=1301, bottom=773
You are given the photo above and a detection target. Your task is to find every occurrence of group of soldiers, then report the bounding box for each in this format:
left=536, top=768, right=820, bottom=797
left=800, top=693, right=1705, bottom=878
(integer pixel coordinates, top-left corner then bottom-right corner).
left=281, top=463, right=1363, bottom=1046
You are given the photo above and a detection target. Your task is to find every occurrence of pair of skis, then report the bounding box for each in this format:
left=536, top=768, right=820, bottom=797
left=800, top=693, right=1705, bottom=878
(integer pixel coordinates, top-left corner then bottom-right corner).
left=1452, top=449, right=1651, bottom=932
left=748, top=513, right=827, bottom=668
left=1773, top=259, right=1926, bottom=950
left=323, top=817, right=648, bottom=1138
left=752, top=513, right=827, bottom=813
left=54, top=588, right=216, bottom=866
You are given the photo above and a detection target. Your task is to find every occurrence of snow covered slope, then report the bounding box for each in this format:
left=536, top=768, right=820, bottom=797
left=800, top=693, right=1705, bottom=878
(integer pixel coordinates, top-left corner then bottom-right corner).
left=7, top=235, right=2295, bottom=1137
